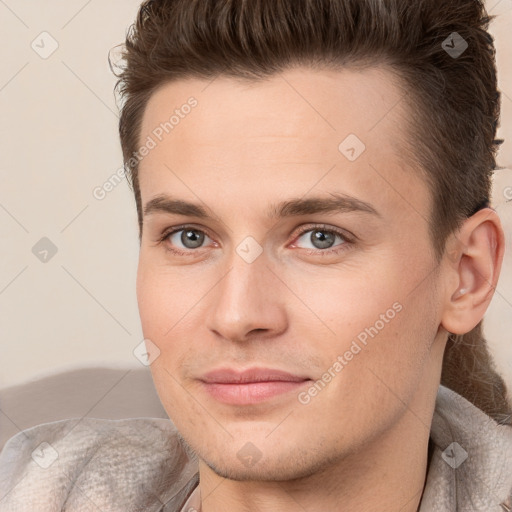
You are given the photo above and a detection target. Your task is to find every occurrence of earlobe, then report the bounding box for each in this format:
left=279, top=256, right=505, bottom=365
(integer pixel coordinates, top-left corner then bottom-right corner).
left=441, top=208, right=505, bottom=335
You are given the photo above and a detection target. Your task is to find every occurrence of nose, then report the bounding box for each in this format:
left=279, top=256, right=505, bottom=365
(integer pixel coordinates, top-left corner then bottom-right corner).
left=205, top=248, right=288, bottom=343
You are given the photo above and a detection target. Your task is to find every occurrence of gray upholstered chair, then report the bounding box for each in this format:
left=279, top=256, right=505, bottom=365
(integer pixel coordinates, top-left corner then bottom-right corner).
left=0, top=367, right=168, bottom=451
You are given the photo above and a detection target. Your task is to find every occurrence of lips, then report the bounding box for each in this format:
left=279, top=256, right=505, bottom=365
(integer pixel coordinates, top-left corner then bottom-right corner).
left=199, top=367, right=311, bottom=405
left=200, top=367, right=310, bottom=384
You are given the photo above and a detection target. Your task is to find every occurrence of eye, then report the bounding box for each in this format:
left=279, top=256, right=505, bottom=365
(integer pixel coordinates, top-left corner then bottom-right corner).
left=157, top=223, right=353, bottom=258
left=291, top=225, right=351, bottom=255
left=158, top=226, right=214, bottom=256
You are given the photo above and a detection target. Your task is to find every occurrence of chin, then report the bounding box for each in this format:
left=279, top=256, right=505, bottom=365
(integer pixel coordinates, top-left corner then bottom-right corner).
left=196, top=440, right=342, bottom=483
left=201, top=456, right=311, bottom=482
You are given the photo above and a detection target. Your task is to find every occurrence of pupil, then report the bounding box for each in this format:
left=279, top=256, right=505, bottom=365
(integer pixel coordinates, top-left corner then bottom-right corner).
left=312, top=230, right=334, bottom=249
left=182, top=230, right=204, bottom=249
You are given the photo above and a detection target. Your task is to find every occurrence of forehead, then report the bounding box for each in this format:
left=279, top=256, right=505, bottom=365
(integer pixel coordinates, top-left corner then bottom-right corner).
left=141, top=65, right=405, bottom=151
left=137, top=66, right=431, bottom=225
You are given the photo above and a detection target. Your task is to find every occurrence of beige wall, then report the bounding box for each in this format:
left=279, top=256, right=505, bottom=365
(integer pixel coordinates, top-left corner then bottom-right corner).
left=1, top=1, right=511, bottom=389
left=0, top=0, right=144, bottom=388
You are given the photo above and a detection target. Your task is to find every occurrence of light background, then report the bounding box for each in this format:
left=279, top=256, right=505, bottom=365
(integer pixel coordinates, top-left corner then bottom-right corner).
left=1, top=0, right=512, bottom=389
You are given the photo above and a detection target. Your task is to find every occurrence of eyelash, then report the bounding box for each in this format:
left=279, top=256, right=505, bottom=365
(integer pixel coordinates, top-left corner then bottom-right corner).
left=157, top=224, right=353, bottom=258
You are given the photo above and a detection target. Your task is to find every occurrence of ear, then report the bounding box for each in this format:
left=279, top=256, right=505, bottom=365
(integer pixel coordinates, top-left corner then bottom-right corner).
left=441, top=208, right=505, bottom=335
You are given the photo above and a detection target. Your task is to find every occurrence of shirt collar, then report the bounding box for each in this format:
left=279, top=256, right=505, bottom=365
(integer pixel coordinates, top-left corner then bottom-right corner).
left=419, top=384, right=512, bottom=510
left=179, top=484, right=201, bottom=512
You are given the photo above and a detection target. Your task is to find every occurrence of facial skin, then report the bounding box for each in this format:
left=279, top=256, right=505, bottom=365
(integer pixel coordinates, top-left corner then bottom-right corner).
left=136, top=66, right=504, bottom=512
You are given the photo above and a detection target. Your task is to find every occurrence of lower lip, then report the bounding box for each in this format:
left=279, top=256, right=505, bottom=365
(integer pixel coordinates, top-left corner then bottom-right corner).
left=201, top=380, right=311, bottom=405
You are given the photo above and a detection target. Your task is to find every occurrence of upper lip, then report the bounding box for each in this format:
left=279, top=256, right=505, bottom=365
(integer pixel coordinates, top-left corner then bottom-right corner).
left=200, top=367, right=310, bottom=384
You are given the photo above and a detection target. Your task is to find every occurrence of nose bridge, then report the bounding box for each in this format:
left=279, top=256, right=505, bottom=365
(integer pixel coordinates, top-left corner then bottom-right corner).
left=218, top=245, right=272, bottom=314
left=206, top=243, right=285, bottom=341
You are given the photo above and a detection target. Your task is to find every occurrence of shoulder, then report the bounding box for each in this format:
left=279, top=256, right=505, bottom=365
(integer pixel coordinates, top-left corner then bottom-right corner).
left=421, top=385, right=512, bottom=510
left=0, top=417, right=199, bottom=512
left=431, top=384, right=512, bottom=453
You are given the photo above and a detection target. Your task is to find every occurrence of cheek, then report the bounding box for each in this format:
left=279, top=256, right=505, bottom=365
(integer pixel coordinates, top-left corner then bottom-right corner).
left=292, top=254, right=437, bottom=367
left=135, top=256, right=184, bottom=351
left=136, top=260, right=194, bottom=417
left=136, top=255, right=207, bottom=369
left=286, top=263, right=402, bottom=338
left=136, top=260, right=163, bottom=337
left=136, top=252, right=189, bottom=331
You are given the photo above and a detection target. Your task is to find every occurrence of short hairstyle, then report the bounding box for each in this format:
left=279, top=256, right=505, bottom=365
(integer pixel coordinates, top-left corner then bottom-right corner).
left=111, top=0, right=511, bottom=424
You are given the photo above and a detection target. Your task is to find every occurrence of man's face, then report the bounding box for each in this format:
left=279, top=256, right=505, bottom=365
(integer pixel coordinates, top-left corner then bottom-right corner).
left=136, top=67, right=447, bottom=480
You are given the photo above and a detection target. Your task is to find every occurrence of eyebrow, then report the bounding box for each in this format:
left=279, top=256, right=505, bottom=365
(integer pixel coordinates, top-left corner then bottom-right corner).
left=143, top=193, right=381, bottom=220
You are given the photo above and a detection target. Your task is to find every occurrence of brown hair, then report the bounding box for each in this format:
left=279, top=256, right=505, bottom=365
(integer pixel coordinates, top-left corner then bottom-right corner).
left=111, top=0, right=511, bottom=424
